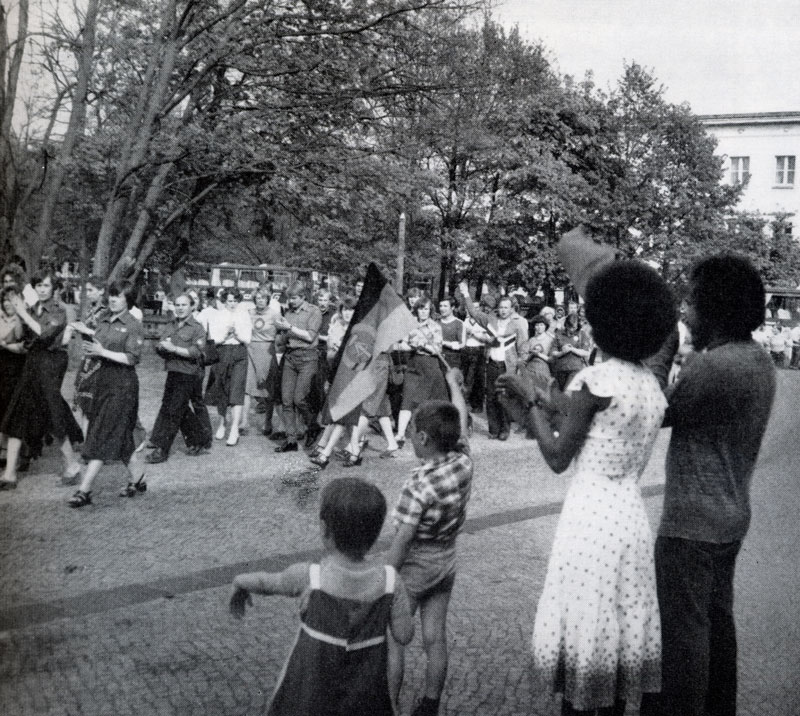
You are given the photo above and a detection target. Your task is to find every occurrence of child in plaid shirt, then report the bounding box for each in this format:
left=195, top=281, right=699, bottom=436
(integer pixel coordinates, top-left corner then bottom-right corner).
left=386, top=367, right=472, bottom=716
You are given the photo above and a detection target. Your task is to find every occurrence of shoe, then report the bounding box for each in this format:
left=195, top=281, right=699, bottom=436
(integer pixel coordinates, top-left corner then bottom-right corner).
left=68, top=490, right=92, bottom=507
left=269, top=431, right=287, bottom=442
left=396, top=438, right=405, bottom=449
left=274, top=441, right=298, bottom=453
left=61, top=463, right=82, bottom=485
left=238, top=427, right=249, bottom=437
left=498, top=431, right=509, bottom=441
left=343, top=451, right=362, bottom=467
left=145, top=448, right=168, bottom=464
left=309, top=454, right=329, bottom=470
left=215, top=422, right=226, bottom=440
left=120, top=475, right=147, bottom=497
left=226, top=433, right=240, bottom=447
left=0, top=480, right=17, bottom=491
left=488, top=433, right=499, bottom=440
left=379, top=449, right=398, bottom=459
left=185, top=445, right=203, bottom=456
left=411, top=696, right=440, bottom=716
left=262, top=425, right=273, bottom=437
left=304, top=425, right=322, bottom=449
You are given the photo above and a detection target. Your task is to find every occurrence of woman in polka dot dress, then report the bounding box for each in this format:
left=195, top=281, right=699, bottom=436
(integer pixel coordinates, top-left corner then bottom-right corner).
left=498, top=260, right=676, bottom=715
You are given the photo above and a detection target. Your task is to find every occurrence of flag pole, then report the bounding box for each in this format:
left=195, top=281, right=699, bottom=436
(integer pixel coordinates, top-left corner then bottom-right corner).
left=396, top=212, right=406, bottom=292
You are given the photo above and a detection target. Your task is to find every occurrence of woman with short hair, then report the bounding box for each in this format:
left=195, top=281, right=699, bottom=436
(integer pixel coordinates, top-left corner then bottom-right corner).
left=67, top=281, right=146, bottom=507
left=0, top=270, right=83, bottom=489
left=204, top=288, right=252, bottom=445
left=394, top=297, right=448, bottom=447
left=0, top=287, right=27, bottom=469
left=241, top=285, right=280, bottom=435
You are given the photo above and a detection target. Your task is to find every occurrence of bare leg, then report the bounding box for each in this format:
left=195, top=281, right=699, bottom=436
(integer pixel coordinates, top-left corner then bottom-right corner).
left=215, top=409, right=226, bottom=440
left=1, top=437, right=22, bottom=483
left=240, top=395, right=251, bottom=430
left=419, top=590, right=452, bottom=700
left=319, top=424, right=345, bottom=458
left=395, top=409, right=413, bottom=443
left=75, top=458, right=104, bottom=494
left=387, top=635, right=405, bottom=712
left=60, top=438, right=81, bottom=475
left=227, top=406, right=242, bottom=444
left=378, top=416, right=399, bottom=451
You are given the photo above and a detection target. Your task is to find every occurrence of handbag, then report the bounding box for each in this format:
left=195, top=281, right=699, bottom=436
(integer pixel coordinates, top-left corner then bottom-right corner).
left=202, top=339, right=220, bottom=367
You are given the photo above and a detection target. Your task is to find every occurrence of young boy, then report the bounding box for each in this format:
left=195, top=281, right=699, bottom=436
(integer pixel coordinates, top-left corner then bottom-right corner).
left=386, top=367, right=472, bottom=716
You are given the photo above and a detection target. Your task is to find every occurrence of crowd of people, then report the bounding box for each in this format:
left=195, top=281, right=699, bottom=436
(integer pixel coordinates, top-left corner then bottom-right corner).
left=0, top=250, right=781, bottom=716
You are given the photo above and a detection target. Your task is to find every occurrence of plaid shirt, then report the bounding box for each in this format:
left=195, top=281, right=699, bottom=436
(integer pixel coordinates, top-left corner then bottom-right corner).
left=392, top=438, right=473, bottom=543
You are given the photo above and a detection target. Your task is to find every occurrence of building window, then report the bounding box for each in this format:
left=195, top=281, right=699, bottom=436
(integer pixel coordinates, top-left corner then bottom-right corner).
left=730, top=156, right=750, bottom=185
left=775, top=156, right=795, bottom=186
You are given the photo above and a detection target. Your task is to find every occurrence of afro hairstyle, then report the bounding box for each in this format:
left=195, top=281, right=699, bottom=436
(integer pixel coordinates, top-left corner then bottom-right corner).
left=585, top=260, right=676, bottom=362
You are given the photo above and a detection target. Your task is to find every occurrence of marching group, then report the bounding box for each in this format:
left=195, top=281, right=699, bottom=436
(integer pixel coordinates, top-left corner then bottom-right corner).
left=0, top=251, right=778, bottom=716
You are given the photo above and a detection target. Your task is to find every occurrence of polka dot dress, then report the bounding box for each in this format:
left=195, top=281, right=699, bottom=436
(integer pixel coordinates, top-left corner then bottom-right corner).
left=532, top=359, right=666, bottom=710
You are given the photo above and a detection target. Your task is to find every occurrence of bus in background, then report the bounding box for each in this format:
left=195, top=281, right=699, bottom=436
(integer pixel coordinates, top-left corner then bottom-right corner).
left=765, top=287, right=800, bottom=327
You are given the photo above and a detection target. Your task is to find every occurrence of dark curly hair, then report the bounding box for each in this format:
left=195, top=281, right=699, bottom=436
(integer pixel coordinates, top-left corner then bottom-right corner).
left=585, top=260, right=676, bottom=362
left=688, top=254, right=764, bottom=342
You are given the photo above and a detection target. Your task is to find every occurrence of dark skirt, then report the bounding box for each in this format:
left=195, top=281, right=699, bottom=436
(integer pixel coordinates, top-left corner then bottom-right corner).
left=0, top=349, right=26, bottom=417
left=401, top=354, right=448, bottom=411
left=205, top=344, right=247, bottom=411
left=1, top=349, right=83, bottom=453
left=82, top=362, right=139, bottom=464
left=73, top=355, right=102, bottom=415
left=520, top=356, right=551, bottom=388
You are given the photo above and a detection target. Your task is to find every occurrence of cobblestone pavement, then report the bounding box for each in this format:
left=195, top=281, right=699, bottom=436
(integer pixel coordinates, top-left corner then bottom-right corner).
left=0, top=355, right=797, bottom=715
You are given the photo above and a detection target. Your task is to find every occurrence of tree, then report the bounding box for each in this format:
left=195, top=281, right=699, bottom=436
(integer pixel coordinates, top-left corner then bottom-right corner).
left=0, top=0, right=29, bottom=261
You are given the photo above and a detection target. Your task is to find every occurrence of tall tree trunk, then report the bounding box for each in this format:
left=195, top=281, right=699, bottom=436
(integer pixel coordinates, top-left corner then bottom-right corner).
left=36, top=0, right=100, bottom=259
left=0, top=0, right=29, bottom=261
left=93, top=0, right=181, bottom=278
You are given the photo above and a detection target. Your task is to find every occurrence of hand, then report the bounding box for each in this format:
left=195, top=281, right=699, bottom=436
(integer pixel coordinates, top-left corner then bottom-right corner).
left=158, top=337, right=175, bottom=352
left=494, top=373, right=536, bottom=406
left=275, top=317, right=290, bottom=330
left=82, top=338, right=105, bottom=357
left=229, top=587, right=252, bottom=619
left=11, top=295, right=27, bottom=314
left=457, top=282, right=470, bottom=298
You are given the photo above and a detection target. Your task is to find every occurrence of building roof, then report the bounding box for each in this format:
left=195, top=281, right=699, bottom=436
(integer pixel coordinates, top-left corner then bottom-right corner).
left=698, top=111, right=800, bottom=127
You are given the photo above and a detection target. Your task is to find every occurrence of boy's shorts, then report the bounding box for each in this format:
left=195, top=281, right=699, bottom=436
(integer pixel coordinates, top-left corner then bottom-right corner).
left=400, top=541, right=457, bottom=602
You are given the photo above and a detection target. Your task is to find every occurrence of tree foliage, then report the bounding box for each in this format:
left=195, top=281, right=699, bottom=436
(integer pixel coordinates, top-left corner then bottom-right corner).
left=5, top=6, right=800, bottom=296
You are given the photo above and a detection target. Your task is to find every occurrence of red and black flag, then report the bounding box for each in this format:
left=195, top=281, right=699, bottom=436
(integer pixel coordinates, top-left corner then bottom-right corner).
left=326, top=263, right=417, bottom=422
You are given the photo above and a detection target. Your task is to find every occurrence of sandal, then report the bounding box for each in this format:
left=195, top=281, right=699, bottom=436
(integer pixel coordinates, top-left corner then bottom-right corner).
left=343, top=451, right=362, bottom=467
left=68, top=490, right=92, bottom=508
left=309, top=454, right=329, bottom=470
left=120, top=474, right=147, bottom=497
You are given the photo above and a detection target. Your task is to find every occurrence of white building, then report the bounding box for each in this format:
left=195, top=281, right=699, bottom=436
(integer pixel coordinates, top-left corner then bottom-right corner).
left=698, top=111, right=800, bottom=230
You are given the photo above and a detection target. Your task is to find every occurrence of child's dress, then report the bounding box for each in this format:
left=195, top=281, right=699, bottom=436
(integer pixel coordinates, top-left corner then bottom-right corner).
left=532, top=358, right=666, bottom=710
left=268, top=563, right=398, bottom=716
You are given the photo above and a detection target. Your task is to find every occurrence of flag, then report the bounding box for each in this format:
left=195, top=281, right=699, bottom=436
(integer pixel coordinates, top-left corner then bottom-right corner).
left=558, top=225, right=616, bottom=298
left=326, top=263, right=417, bottom=423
